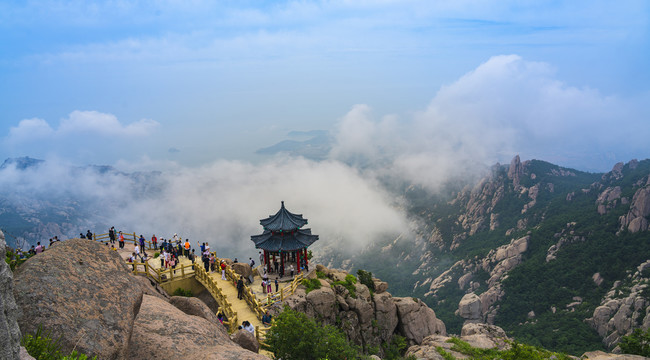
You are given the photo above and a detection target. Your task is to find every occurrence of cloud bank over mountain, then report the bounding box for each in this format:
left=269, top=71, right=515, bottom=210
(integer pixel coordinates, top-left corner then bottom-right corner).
left=1, top=55, right=648, bottom=254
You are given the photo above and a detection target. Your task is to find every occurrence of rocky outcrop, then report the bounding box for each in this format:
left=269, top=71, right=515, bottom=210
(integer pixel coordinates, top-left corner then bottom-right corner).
left=458, top=293, right=481, bottom=323
left=0, top=230, right=21, bottom=360
left=581, top=351, right=648, bottom=360
left=423, top=235, right=529, bottom=324
left=405, top=322, right=511, bottom=359
left=278, top=265, right=445, bottom=355
left=508, top=155, right=524, bottom=190
left=13, top=238, right=143, bottom=360
left=395, top=297, right=446, bottom=345
left=230, top=330, right=260, bottom=354
left=231, top=263, right=253, bottom=280
left=129, top=295, right=266, bottom=360
left=546, top=222, right=585, bottom=262
left=587, top=260, right=650, bottom=348
left=619, top=187, right=650, bottom=233
left=170, top=296, right=222, bottom=325
left=597, top=186, right=622, bottom=215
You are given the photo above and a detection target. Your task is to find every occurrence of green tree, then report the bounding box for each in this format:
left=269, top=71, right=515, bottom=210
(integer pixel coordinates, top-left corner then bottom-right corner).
left=619, top=328, right=650, bottom=356
left=263, top=307, right=361, bottom=360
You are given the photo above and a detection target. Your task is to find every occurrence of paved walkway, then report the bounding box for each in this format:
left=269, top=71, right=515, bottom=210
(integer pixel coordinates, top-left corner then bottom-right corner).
left=206, top=270, right=264, bottom=330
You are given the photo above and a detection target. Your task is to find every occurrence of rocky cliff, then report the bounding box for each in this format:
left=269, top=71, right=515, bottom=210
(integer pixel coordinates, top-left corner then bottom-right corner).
left=271, top=264, right=446, bottom=357
left=331, top=156, right=650, bottom=355
left=0, top=230, right=21, bottom=360
left=8, top=238, right=266, bottom=360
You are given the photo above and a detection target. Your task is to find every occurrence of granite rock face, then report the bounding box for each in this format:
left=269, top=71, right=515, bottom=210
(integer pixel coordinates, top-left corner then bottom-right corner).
left=170, top=296, right=223, bottom=326
left=0, top=230, right=21, bottom=360
left=13, top=238, right=143, bottom=360
left=394, top=297, right=446, bottom=345
left=406, top=322, right=511, bottom=359
left=278, top=265, right=445, bottom=356
left=129, top=295, right=266, bottom=360
left=230, top=329, right=260, bottom=353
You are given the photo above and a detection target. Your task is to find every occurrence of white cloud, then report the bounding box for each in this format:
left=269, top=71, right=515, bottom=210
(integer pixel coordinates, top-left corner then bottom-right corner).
left=7, top=118, right=54, bottom=144
left=59, top=110, right=158, bottom=136
left=6, top=110, right=159, bottom=143
left=329, top=55, right=650, bottom=190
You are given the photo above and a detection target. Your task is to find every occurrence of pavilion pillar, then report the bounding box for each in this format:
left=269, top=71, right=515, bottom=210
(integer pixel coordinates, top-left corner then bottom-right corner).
left=280, top=252, right=284, bottom=277
left=304, top=248, right=308, bottom=268
left=264, top=250, right=270, bottom=273
left=296, top=250, right=301, bottom=274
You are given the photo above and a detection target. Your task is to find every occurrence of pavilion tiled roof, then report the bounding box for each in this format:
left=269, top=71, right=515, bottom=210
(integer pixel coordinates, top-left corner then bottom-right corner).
left=251, top=228, right=319, bottom=252
left=259, top=201, right=308, bottom=231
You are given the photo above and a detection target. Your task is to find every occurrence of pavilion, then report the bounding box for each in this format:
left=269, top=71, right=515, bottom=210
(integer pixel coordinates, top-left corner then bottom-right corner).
left=250, top=201, right=319, bottom=275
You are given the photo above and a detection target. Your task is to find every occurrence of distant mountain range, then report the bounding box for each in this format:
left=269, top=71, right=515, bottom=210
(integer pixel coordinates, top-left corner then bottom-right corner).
left=320, top=156, right=650, bottom=355
left=255, top=130, right=332, bottom=160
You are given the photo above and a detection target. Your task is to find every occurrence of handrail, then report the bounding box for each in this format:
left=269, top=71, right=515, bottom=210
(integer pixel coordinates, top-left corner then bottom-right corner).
left=194, top=262, right=239, bottom=333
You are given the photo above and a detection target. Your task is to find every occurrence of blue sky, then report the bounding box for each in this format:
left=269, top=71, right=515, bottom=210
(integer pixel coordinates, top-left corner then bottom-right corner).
left=1, top=0, right=649, bottom=172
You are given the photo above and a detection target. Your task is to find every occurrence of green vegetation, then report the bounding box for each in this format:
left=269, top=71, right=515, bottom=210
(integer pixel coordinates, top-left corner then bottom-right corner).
left=22, top=326, right=97, bottom=360
left=316, top=270, right=327, bottom=279
left=435, top=337, right=573, bottom=360
left=263, top=307, right=361, bottom=360
left=619, top=328, right=650, bottom=356
left=381, top=335, right=415, bottom=360
left=301, top=278, right=322, bottom=294
left=357, top=269, right=375, bottom=295
left=333, top=274, right=357, bottom=298
left=172, top=287, right=193, bottom=297
left=153, top=252, right=160, bottom=258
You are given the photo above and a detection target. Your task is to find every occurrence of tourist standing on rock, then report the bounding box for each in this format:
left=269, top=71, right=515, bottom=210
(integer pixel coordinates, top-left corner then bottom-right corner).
left=237, top=276, right=244, bottom=299
left=261, top=279, right=266, bottom=294
left=118, top=231, right=125, bottom=249
left=35, top=242, right=43, bottom=254
left=151, top=234, right=157, bottom=250
left=86, top=230, right=93, bottom=240
left=108, top=227, right=116, bottom=244
left=266, top=280, right=272, bottom=294
left=275, top=277, right=279, bottom=292
left=259, top=251, right=264, bottom=265
left=160, top=249, right=166, bottom=268
left=80, top=232, right=86, bottom=239
left=221, top=261, right=227, bottom=280
left=209, top=253, right=216, bottom=272
left=290, top=264, right=294, bottom=277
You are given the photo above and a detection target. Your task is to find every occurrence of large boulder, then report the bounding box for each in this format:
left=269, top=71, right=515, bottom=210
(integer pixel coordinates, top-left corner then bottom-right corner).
left=0, top=230, right=21, bottom=360
left=373, top=292, right=398, bottom=342
left=129, top=295, right=266, bottom=359
left=170, top=296, right=222, bottom=326
left=230, top=329, right=260, bottom=353
left=13, top=238, right=143, bottom=360
left=458, top=293, right=482, bottom=322
left=231, top=263, right=253, bottom=280
left=460, top=322, right=510, bottom=350
left=394, top=297, right=446, bottom=345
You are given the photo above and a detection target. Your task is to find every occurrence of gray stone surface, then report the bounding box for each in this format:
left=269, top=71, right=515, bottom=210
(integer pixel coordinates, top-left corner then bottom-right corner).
left=13, top=238, right=143, bottom=360
left=0, top=230, right=21, bottom=360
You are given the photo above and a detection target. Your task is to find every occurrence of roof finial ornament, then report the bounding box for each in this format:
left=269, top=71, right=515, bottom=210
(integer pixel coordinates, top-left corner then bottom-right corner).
left=281, top=200, right=285, bottom=207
